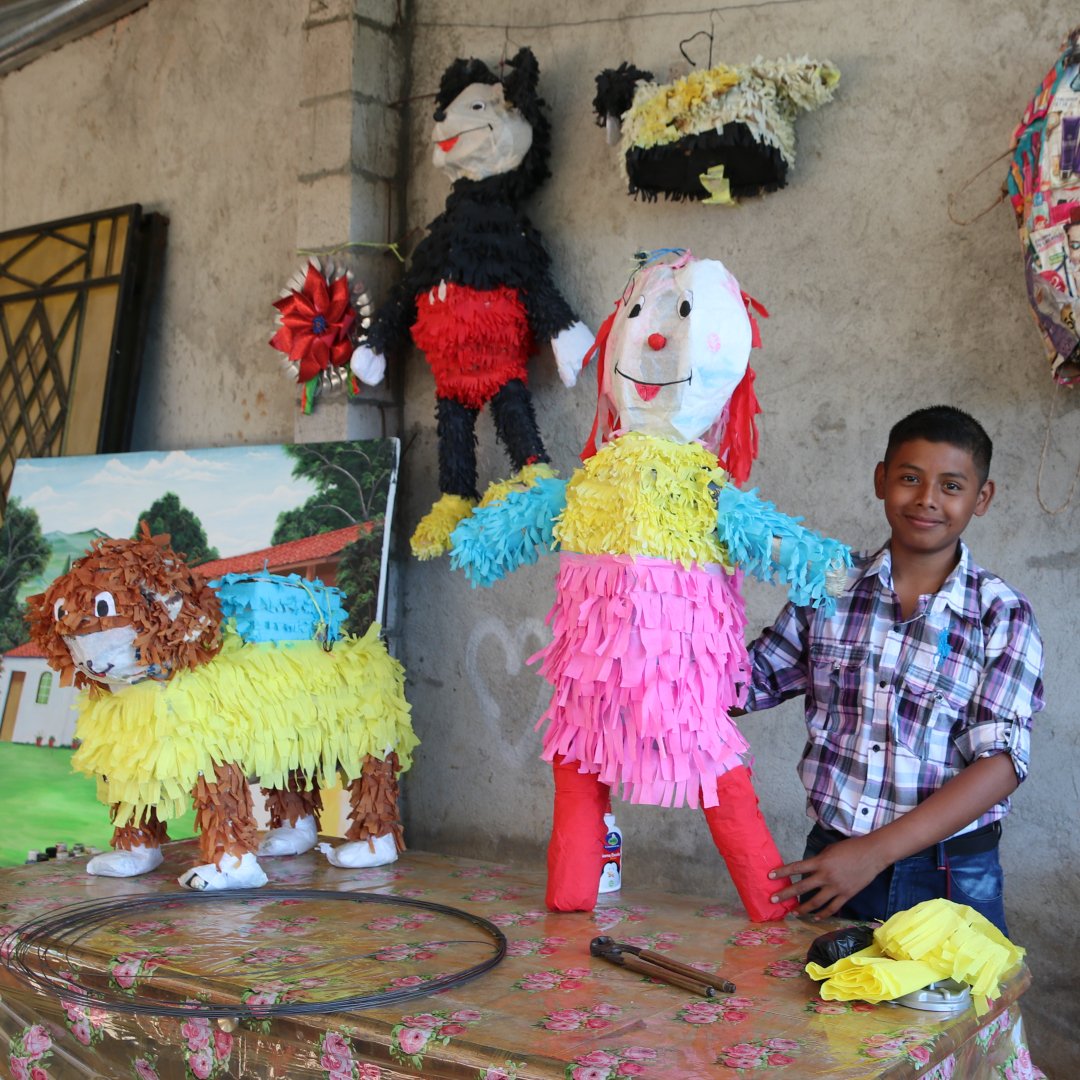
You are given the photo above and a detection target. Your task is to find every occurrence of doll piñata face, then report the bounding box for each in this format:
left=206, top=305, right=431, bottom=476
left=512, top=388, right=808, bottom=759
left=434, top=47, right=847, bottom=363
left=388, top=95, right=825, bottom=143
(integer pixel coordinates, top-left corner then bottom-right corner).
left=432, top=82, right=533, bottom=182
left=608, top=254, right=753, bottom=443
left=25, top=530, right=222, bottom=691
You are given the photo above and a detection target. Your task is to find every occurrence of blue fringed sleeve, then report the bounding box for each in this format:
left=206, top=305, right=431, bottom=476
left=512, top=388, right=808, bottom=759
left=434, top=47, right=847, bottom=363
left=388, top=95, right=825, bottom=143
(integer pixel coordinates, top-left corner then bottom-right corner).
left=450, top=477, right=567, bottom=587
left=717, top=485, right=852, bottom=614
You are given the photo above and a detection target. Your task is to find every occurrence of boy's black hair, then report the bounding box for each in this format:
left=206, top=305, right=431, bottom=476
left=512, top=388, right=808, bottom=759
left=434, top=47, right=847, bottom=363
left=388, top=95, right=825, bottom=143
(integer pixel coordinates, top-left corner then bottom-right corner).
left=884, top=405, right=992, bottom=482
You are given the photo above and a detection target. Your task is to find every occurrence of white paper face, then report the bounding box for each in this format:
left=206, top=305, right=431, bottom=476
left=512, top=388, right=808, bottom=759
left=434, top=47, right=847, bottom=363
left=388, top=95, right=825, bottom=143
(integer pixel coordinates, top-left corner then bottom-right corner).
left=431, top=82, right=533, bottom=181
left=608, top=257, right=753, bottom=443
left=64, top=625, right=147, bottom=687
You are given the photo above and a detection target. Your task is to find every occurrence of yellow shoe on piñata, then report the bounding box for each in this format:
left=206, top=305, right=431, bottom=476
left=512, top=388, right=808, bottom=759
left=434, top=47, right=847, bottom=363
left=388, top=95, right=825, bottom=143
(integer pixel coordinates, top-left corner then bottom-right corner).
left=411, top=493, right=477, bottom=559
left=478, top=462, right=558, bottom=509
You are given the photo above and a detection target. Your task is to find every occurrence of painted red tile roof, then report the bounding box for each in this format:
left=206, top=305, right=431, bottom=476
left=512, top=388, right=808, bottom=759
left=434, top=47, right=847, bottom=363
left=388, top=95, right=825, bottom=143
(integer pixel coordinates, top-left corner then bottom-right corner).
left=195, top=522, right=373, bottom=578
left=4, top=640, right=46, bottom=658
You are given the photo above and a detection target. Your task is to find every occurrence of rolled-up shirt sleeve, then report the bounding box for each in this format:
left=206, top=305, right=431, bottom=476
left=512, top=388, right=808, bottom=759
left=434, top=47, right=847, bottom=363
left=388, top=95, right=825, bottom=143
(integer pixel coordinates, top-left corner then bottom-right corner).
left=743, top=601, right=812, bottom=712
left=952, top=598, right=1045, bottom=783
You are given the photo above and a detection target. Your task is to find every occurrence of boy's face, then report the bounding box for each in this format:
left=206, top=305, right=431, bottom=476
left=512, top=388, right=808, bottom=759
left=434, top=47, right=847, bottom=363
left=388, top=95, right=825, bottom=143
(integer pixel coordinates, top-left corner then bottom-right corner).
left=874, top=438, right=994, bottom=562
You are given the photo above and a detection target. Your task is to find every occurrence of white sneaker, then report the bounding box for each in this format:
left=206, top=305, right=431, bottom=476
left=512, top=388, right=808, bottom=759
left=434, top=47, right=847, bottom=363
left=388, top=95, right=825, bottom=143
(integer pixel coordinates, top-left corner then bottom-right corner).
left=317, top=833, right=398, bottom=868
left=86, top=844, right=163, bottom=878
left=257, top=814, right=318, bottom=856
left=178, top=852, right=269, bottom=891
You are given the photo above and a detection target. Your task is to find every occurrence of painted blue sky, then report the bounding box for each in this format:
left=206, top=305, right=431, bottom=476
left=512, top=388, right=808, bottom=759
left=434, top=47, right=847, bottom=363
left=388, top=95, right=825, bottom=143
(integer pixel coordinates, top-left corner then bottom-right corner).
left=7, top=445, right=317, bottom=558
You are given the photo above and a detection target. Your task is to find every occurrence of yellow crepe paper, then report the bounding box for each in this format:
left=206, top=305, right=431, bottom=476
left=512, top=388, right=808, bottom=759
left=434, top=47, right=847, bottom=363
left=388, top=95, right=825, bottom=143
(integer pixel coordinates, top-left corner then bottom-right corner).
left=620, top=58, right=840, bottom=168
left=410, top=492, right=477, bottom=559
left=805, top=899, right=1026, bottom=1016
left=479, top=461, right=558, bottom=508
left=622, top=65, right=742, bottom=151
left=554, top=432, right=731, bottom=566
left=73, top=623, right=416, bottom=825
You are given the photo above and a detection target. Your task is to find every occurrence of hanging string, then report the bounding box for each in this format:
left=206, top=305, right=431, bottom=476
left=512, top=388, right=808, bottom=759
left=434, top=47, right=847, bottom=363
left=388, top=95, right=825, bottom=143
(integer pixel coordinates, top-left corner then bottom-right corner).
left=296, top=239, right=405, bottom=263
left=1035, top=380, right=1080, bottom=514
left=946, top=147, right=1012, bottom=226
left=413, top=0, right=815, bottom=31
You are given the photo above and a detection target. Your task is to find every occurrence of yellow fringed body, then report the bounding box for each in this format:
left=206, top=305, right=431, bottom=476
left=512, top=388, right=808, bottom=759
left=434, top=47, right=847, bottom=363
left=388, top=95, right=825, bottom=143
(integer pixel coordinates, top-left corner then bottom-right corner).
left=554, top=431, right=730, bottom=567
left=72, top=622, right=416, bottom=825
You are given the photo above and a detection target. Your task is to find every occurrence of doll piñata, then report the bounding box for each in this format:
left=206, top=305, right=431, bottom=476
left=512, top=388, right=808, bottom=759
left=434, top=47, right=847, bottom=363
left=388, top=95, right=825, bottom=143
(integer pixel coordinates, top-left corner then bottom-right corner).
left=25, top=527, right=416, bottom=890
left=451, top=249, right=850, bottom=918
left=350, top=47, right=593, bottom=559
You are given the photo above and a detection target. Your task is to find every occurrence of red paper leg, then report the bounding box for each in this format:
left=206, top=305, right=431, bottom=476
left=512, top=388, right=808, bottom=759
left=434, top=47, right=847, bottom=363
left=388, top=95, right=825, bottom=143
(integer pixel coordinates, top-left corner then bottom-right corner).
left=546, top=755, right=609, bottom=912
left=702, top=765, right=798, bottom=922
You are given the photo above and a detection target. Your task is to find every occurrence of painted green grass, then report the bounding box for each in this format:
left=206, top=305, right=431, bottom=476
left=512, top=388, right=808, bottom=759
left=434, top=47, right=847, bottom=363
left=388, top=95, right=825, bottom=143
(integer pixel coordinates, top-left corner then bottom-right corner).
left=0, top=742, right=194, bottom=868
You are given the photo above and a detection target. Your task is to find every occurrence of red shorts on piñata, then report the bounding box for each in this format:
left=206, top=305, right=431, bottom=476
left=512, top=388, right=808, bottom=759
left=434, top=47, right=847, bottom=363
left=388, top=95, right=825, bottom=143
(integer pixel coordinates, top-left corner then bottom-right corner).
left=531, top=552, right=751, bottom=810
left=410, top=283, right=534, bottom=408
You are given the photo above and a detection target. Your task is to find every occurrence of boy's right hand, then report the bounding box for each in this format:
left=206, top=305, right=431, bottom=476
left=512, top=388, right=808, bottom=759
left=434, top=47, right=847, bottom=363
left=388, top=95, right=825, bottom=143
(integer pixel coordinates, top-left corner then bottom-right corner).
left=768, top=835, right=888, bottom=921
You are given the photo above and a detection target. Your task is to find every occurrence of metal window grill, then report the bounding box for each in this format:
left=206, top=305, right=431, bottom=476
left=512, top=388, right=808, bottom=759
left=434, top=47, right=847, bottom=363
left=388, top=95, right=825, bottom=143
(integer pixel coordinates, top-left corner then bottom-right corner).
left=0, top=204, right=167, bottom=518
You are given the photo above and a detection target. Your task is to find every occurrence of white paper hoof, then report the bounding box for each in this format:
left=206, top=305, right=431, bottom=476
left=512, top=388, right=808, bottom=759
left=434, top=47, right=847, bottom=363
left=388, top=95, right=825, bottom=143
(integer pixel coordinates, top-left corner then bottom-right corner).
left=178, top=852, right=268, bottom=891
left=86, top=844, right=163, bottom=878
left=317, top=833, right=398, bottom=869
left=258, top=814, right=318, bottom=857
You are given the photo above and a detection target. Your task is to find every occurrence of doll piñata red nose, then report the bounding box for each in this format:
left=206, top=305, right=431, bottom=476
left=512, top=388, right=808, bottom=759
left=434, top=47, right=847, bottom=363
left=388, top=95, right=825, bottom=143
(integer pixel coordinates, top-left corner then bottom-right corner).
left=647, top=332, right=666, bottom=350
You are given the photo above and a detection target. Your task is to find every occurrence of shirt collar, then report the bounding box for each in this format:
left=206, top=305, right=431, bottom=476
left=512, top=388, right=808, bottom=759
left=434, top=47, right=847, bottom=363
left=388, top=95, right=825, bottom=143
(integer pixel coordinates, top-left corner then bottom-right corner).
left=858, top=541, right=979, bottom=620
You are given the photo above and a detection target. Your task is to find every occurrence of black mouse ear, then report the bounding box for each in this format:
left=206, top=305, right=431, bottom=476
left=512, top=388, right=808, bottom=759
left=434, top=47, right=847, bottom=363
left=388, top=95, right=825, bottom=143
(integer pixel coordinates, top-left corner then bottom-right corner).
left=502, top=47, right=539, bottom=107
left=436, top=56, right=498, bottom=110
left=593, top=63, right=653, bottom=125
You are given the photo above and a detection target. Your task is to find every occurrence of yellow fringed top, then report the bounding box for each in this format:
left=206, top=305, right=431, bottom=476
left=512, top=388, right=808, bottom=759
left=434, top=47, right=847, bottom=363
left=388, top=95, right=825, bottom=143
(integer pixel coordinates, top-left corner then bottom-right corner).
left=621, top=58, right=841, bottom=168
left=623, top=65, right=742, bottom=151
left=805, top=899, right=1026, bottom=1016
left=71, top=622, right=416, bottom=825
left=554, top=432, right=729, bottom=567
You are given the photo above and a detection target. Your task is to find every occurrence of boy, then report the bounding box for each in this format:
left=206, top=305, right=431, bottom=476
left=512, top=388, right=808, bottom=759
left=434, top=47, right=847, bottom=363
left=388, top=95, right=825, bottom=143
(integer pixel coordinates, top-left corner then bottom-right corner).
left=741, top=405, right=1044, bottom=934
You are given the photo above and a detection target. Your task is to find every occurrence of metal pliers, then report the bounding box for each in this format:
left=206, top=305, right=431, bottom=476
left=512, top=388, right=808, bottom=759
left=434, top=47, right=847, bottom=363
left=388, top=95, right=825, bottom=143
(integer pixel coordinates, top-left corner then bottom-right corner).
left=590, top=935, right=736, bottom=997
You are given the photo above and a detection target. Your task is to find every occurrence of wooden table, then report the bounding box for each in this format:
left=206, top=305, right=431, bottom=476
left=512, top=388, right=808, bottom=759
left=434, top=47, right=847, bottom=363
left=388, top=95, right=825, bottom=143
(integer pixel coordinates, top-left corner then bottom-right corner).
left=0, top=839, right=1039, bottom=1079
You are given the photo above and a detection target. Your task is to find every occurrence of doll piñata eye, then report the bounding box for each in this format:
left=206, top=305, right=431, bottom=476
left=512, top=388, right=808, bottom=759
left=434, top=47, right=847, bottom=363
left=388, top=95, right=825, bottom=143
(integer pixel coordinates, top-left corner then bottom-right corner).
left=53, top=598, right=66, bottom=622
left=678, top=291, right=693, bottom=318
left=628, top=298, right=644, bottom=318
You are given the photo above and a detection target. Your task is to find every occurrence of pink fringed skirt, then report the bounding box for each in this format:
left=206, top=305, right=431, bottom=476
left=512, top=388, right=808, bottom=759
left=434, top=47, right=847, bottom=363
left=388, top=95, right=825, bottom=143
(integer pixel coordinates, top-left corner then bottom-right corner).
left=532, top=552, right=751, bottom=809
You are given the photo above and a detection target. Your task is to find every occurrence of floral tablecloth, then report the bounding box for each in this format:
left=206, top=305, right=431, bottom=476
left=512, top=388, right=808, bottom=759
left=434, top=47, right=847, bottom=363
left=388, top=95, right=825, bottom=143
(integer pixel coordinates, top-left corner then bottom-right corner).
left=0, top=839, right=1041, bottom=1079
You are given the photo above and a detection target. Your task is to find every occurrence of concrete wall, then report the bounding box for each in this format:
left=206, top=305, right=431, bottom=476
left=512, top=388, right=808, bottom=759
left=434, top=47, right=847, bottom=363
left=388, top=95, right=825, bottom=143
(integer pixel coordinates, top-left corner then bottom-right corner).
left=1, top=0, right=1077, bottom=1073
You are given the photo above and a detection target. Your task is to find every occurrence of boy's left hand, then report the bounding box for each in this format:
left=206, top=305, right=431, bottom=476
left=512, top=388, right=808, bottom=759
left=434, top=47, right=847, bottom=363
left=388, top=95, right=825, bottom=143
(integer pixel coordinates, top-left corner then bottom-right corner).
left=767, top=836, right=888, bottom=920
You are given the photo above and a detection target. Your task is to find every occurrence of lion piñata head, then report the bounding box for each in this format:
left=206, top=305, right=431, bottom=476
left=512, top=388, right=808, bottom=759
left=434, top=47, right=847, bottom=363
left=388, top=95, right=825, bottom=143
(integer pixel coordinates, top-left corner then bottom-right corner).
left=25, top=524, right=222, bottom=692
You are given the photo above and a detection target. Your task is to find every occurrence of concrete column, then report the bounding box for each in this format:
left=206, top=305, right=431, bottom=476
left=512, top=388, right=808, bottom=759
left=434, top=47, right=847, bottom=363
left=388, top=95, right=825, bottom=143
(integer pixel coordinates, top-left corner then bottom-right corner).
left=292, top=0, right=409, bottom=444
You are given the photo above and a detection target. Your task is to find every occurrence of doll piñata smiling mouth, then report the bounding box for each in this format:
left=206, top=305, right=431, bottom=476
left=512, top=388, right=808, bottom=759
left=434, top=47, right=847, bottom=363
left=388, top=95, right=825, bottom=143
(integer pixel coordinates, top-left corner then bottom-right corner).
left=614, top=364, right=691, bottom=402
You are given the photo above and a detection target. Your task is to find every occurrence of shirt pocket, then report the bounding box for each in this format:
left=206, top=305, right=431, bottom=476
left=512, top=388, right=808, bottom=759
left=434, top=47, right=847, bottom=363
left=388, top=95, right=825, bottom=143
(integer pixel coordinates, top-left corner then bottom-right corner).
left=808, top=640, right=868, bottom=739
left=898, top=650, right=981, bottom=761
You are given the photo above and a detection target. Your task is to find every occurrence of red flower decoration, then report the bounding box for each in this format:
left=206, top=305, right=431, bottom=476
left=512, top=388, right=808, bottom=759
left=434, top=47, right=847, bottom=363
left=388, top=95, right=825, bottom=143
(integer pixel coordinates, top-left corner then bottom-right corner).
left=270, top=261, right=356, bottom=382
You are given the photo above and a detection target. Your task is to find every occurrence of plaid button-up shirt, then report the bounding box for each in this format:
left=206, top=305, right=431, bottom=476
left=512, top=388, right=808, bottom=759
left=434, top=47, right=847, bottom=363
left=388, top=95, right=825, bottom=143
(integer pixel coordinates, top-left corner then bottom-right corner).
left=743, top=542, right=1045, bottom=838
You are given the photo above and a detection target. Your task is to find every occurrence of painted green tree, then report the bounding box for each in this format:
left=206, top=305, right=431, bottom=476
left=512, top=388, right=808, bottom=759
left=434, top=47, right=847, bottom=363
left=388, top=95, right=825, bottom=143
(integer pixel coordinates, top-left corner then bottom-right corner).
left=0, top=498, right=51, bottom=652
left=271, top=442, right=394, bottom=543
left=131, top=491, right=219, bottom=565
left=272, top=441, right=396, bottom=633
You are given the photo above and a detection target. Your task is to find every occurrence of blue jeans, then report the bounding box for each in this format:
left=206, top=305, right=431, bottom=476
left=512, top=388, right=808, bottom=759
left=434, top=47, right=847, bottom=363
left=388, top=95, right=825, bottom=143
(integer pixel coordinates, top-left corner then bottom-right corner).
left=803, top=824, right=1009, bottom=936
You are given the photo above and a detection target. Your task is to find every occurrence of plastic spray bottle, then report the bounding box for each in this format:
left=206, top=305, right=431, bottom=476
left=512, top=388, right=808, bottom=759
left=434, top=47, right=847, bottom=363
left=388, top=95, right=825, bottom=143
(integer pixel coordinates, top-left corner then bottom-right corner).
left=599, top=812, right=623, bottom=893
